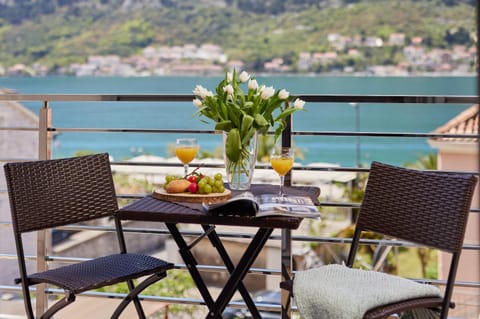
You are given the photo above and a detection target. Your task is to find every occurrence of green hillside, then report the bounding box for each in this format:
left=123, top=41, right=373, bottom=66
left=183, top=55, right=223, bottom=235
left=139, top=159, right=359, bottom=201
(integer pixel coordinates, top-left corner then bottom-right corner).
left=0, top=0, right=476, bottom=73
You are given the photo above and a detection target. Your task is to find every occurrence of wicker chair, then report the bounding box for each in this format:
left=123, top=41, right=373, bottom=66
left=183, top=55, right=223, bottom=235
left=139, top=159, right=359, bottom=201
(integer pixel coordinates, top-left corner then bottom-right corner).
left=281, top=161, right=477, bottom=319
left=4, top=153, right=174, bottom=319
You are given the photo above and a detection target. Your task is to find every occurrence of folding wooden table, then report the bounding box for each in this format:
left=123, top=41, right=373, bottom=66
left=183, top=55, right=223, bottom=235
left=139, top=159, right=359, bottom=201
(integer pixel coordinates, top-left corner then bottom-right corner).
left=117, top=184, right=320, bottom=319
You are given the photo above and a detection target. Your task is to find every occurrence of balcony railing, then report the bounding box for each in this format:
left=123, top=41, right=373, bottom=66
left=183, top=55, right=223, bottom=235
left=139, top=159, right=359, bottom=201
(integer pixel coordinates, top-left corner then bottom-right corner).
left=0, top=93, right=479, bottom=318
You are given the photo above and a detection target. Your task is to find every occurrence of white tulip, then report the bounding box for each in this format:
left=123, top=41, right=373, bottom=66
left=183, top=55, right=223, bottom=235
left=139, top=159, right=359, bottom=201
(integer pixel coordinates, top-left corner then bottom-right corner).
left=248, top=79, right=259, bottom=90
left=192, top=98, right=203, bottom=107
left=293, top=98, right=306, bottom=109
left=193, top=85, right=210, bottom=99
left=279, top=89, right=289, bottom=100
left=239, top=71, right=250, bottom=83
left=223, top=84, right=234, bottom=96
left=260, top=86, right=275, bottom=100
left=226, top=72, right=233, bottom=83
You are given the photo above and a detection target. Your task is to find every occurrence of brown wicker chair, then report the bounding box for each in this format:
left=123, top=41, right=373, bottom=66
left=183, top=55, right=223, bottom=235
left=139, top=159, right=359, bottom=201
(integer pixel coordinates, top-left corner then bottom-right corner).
left=281, top=161, right=477, bottom=319
left=4, top=153, right=174, bottom=319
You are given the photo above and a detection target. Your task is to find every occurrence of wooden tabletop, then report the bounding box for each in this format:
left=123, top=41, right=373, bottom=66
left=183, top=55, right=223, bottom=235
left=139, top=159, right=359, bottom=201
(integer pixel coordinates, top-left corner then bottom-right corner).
left=117, top=184, right=320, bottom=229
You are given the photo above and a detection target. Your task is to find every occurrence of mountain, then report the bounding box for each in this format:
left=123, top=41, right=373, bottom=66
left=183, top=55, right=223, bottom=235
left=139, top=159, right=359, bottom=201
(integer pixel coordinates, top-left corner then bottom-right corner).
left=0, top=0, right=476, bottom=74
left=0, top=0, right=476, bottom=23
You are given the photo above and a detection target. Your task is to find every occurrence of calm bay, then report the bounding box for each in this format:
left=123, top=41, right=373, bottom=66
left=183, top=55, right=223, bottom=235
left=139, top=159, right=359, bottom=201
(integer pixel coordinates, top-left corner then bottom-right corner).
left=0, top=75, right=476, bottom=167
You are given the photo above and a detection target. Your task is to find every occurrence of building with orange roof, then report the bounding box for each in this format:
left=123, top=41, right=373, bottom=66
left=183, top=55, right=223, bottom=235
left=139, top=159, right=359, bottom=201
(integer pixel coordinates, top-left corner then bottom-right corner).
left=428, top=104, right=479, bottom=317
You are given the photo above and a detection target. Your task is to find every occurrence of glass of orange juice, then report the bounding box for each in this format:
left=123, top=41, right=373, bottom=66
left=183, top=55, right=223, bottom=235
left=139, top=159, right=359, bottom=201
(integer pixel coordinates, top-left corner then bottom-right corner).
left=175, top=138, right=199, bottom=176
left=270, top=147, right=294, bottom=196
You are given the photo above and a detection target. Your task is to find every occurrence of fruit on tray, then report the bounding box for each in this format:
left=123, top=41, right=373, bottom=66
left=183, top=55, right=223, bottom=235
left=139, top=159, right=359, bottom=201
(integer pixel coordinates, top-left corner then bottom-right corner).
left=164, top=171, right=225, bottom=194
left=165, top=179, right=191, bottom=193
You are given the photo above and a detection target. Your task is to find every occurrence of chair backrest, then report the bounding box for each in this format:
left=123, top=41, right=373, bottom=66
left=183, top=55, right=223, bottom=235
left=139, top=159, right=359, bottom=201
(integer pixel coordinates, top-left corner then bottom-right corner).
left=355, top=161, right=476, bottom=253
left=345, top=161, right=477, bottom=319
left=4, top=153, right=119, bottom=234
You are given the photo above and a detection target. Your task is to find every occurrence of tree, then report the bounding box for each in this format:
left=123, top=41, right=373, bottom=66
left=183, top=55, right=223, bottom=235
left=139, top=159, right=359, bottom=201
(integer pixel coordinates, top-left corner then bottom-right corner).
left=445, top=26, right=471, bottom=45
left=404, top=153, right=436, bottom=170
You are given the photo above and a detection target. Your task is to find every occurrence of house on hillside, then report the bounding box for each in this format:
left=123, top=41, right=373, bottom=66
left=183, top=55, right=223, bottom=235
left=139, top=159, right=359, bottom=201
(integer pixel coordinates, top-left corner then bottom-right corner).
left=428, top=104, right=480, bottom=317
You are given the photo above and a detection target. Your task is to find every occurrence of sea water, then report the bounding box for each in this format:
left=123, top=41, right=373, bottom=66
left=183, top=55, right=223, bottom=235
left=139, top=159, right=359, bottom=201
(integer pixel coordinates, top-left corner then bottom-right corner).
left=0, top=75, right=475, bottom=166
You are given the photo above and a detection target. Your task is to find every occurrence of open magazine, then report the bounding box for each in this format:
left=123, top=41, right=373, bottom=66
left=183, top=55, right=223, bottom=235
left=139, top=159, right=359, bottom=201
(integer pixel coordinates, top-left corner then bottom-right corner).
left=202, top=192, right=320, bottom=219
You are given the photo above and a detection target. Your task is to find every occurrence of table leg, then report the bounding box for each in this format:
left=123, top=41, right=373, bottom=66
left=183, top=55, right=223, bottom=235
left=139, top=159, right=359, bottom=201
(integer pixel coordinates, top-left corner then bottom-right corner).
left=166, top=223, right=215, bottom=309
left=206, top=228, right=274, bottom=319
left=201, top=225, right=262, bottom=319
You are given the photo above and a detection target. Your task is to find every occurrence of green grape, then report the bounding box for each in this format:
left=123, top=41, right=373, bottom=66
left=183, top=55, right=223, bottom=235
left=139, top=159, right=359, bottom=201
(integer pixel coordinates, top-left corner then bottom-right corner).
left=198, top=179, right=207, bottom=188
left=163, top=175, right=172, bottom=189
left=204, top=184, right=212, bottom=194
left=173, top=171, right=226, bottom=194
left=214, top=180, right=223, bottom=188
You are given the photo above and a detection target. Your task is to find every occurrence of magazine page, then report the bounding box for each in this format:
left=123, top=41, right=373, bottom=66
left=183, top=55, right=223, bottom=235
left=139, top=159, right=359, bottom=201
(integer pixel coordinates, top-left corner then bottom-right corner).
left=203, top=192, right=259, bottom=216
left=203, top=192, right=320, bottom=219
left=255, top=194, right=320, bottom=219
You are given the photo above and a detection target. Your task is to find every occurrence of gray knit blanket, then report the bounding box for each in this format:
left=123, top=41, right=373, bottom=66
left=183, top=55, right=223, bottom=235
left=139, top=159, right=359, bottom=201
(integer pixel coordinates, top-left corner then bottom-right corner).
left=293, top=264, right=441, bottom=319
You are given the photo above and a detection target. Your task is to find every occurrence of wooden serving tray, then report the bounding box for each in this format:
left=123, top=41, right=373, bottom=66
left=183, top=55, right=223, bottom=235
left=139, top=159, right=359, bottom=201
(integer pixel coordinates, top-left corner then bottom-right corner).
left=152, top=188, right=232, bottom=204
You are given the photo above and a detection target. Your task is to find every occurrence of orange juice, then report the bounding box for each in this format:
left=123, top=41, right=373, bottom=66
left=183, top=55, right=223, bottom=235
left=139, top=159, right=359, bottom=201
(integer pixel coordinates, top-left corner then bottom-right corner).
left=175, top=146, right=198, bottom=164
left=270, top=157, right=293, bottom=176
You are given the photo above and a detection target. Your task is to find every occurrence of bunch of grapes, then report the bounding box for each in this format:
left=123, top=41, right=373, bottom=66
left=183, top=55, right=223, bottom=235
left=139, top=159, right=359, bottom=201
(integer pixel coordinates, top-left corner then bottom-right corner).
left=163, top=172, right=224, bottom=194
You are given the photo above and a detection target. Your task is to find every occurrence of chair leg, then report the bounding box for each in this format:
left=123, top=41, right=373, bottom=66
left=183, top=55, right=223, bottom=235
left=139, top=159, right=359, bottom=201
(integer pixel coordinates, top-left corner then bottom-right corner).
left=22, top=286, right=35, bottom=319
left=126, top=279, right=147, bottom=319
left=111, top=272, right=167, bottom=319
left=39, top=291, right=75, bottom=319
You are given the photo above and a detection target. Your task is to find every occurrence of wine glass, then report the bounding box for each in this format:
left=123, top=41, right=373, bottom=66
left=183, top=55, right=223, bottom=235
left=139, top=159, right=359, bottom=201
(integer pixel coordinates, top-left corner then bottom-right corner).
left=270, top=147, right=294, bottom=197
left=175, top=138, right=199, bottom=176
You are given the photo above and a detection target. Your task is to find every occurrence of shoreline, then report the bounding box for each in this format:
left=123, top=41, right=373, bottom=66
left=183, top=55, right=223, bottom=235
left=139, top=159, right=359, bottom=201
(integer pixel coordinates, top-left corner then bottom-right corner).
left=0, top=72, right=476, bottom=79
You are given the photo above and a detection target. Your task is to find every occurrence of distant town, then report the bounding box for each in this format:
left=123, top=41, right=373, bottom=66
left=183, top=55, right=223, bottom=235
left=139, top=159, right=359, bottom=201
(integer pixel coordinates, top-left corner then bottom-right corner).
left=1, top=32, right=476, bottom=77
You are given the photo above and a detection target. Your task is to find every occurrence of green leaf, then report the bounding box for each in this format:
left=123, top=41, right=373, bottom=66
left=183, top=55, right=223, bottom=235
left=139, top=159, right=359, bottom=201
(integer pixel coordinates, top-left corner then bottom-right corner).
left=216, top=79, right=227, bottom=96
left=264, top=99, right=283, bottom=118
left=274, top=122, right=286, bottom=143
left=226, top=102, right=242, bottom=128
left=215, top=120, right=233, bottom=131
left=240, top=114, right=254, bottom=138
left=254, top=113, right=269, bottom=127
left=241, top=127, right=256, bottom=145
left=274, top=107, right=298, bottom=122
left=225, top=128, right=241, bottom=162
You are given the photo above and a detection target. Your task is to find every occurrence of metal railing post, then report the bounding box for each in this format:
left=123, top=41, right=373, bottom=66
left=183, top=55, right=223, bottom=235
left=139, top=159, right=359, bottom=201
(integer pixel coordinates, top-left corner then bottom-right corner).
left=36, top=101, right=52, bottom=317
left=281, top=113, right=293, bottom=318
left=38, top=101, right=51, bottom=160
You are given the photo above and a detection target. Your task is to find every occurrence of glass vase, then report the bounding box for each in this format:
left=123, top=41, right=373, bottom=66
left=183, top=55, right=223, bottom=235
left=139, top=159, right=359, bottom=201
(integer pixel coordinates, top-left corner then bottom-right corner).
left=223, top=131, right=258, bottom=190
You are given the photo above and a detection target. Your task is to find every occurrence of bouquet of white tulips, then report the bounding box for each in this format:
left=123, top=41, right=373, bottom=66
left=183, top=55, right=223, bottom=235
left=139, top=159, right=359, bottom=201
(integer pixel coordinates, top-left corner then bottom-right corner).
left=193, top=70, right=305, bottom=164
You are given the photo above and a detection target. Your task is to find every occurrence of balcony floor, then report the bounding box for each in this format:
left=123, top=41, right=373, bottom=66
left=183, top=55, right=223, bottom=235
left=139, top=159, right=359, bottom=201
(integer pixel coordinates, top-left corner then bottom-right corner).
left=0, top=296, right=169, bottom=319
